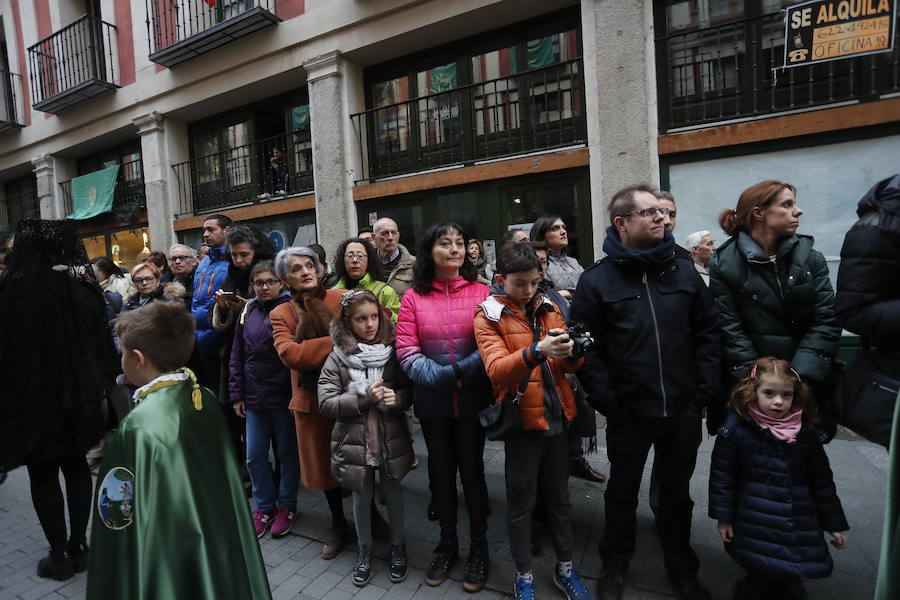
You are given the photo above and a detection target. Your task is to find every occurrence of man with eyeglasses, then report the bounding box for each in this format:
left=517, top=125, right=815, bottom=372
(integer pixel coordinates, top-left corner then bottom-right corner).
left=570, top=184, right=721, bottom=600
left=168, top=244, right=199, bottom=310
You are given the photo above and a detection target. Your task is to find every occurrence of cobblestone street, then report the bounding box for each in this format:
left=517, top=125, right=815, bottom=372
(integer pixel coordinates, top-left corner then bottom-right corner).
left=0, top=423, right=888, bottom=600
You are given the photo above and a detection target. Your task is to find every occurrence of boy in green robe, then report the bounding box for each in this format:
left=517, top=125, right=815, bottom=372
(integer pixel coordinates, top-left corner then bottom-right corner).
left=87, top=301, right=272, bottom=599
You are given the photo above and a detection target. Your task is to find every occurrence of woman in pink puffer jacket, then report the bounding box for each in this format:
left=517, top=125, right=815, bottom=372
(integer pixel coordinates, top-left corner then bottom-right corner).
left=395, top=222, right=492, bottom=593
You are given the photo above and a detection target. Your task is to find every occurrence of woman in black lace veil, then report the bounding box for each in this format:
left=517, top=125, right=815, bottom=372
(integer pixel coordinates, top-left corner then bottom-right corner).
left=0, top=219, right=117, bottom=580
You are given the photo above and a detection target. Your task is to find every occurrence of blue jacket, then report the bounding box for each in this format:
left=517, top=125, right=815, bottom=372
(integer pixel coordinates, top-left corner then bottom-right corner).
left=709, top=411, right=849, bottom=579
left=229, top=294, right=292, bottom=411
left=192, top=247, right=229, bottom=358
left=570, top=227, right=721, bottom=417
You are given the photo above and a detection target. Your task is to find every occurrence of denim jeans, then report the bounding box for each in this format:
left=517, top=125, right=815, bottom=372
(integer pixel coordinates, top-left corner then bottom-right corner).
left=246, top=406, right=300, bottom=514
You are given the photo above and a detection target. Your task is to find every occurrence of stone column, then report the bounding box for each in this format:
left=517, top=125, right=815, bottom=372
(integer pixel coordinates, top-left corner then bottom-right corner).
left=581, top=0, right=660, bottom=257
left=133, top=111, right=177, bottom=253
left=304, top=51, right=362, bottom=260
left=31, top=154, right=63, bottom=220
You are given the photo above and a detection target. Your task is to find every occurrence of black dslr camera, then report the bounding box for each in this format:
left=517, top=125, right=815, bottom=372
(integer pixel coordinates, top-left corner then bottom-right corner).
left=550, top=321, right=594, bottom=358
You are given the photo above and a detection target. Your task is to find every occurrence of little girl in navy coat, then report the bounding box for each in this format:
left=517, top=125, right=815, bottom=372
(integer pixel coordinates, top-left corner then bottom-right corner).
left=709, top=357, right=849, bottom=600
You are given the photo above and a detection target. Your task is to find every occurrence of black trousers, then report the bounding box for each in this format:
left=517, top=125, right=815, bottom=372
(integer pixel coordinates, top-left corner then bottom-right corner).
left=599, top=410, right=702, bottom=578
left=420, top=417, right=489, bottom=544
left=26, top=453, right=93, bottom=553
left=505, top=433, right=573, bottom=572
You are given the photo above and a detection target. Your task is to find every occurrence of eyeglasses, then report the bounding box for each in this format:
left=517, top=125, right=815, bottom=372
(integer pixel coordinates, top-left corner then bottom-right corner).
left=252, top=279, right=280, bottom=288
left=169, top=255, right=193, bottom=262
left=344, top=252, right=367, bottom=261
left=622, top=207, right=672, bottom=219
left=134, top=276, right=158, bottom=284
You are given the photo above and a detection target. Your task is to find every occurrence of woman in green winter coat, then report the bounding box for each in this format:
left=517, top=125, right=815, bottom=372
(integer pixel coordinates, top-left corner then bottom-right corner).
left=708, top=180, right=841, bottom=415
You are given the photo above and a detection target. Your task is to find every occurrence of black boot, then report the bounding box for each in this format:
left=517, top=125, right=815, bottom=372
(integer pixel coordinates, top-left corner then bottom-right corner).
left=425, top=536, right=458, bottom=586
left=36, top=549, right=74, bottom=581
left=67, top=541, right=89, bottom=573
left=389, top=542, right=409, bottom=583
left=462, top=541, right=489, bottom=593
left=352, top=545, right=372, bottom=587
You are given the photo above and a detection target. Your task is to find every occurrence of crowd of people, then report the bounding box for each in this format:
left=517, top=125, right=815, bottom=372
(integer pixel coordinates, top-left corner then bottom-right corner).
left=0, top=173, right=899, bottom=600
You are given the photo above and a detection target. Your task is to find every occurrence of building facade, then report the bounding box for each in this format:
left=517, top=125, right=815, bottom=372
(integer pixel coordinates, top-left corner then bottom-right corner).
left=0, top=0, right=897, bottom=272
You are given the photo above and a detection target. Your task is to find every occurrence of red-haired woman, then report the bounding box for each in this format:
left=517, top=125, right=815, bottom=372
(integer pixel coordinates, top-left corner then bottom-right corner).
left=708, top=181, right=840, bottom=430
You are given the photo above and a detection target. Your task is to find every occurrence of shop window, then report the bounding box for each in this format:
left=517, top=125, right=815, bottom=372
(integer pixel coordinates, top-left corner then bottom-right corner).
left=80, top=226, right=150, bottom=272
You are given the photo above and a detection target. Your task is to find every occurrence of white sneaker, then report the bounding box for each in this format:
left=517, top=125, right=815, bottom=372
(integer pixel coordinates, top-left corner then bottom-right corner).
left=258, top=192, right=273, bottom=199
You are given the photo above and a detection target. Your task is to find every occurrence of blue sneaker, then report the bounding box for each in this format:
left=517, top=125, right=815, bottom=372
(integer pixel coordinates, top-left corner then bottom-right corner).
left=554, top=566, right=593, bottom=600
left=515, top=576, right=536, bottom=600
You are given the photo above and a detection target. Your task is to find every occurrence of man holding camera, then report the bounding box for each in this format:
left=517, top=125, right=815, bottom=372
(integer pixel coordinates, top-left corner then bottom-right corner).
left=570, top=184, right=721, bottom=600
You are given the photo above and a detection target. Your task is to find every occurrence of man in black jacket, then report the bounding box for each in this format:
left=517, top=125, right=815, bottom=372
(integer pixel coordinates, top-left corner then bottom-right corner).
left=570, top=184, right=721, bottom=600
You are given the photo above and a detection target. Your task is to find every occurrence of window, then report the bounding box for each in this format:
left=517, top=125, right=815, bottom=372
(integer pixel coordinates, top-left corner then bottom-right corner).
left=373, top=76, right=411, bottom=154
left=472, top=47, right=519, bottom=137
left=358, top=10, right=585, bottom=179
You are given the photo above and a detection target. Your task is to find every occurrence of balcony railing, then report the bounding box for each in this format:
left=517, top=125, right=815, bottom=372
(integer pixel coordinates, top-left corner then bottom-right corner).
left=656, top=11, right=900, bottom=131
left=60, top=159, right=146, bottom=221
left=0, top=70, right=25, bottom=133
left=0, top=189, right=40, bottom=238
left=147, top=0, right=281, bottom=68
left=351, top=58, right=586, bottom=182
left=174, top=131, right=313, bottom=215
left=27, top=14, right=118, bottom=114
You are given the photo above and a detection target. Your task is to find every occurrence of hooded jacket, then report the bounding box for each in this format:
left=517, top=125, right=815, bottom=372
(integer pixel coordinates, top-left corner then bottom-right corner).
left=835, top=173, right=900, bottom=351
left=229, top=294, right=292, bottom=411
left=709, top=411, right=849, bottom=579
left=333, top=272, right=401, bottom=323
left=192, top=247, right=230, bottom=358
left=709, top=232, right=840, bottom=383
left=317, top=319, right=413, bottom=491
left=395, top=276, right=491, bottom=420
left=474, top=294, right=580, bottom=432
left=570, top=227, right=721, bottom=417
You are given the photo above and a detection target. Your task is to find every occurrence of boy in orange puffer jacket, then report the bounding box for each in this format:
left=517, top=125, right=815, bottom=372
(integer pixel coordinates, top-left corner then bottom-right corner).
left=473, top=242, right=593, bottom=600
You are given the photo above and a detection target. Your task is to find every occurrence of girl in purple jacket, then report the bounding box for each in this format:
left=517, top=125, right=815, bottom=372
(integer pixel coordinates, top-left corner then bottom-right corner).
left=395, top=222, right=492, bottom=592
left=229, top=260, right=300, bottom=539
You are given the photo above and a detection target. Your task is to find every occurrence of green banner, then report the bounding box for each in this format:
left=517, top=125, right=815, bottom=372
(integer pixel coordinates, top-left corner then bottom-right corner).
left=291, top=105, right=310, bottom=130
left=68, top=165, right=119, bottom=220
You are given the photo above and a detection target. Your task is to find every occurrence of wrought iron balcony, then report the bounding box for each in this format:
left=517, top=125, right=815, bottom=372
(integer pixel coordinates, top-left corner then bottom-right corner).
left=173, top=131, right=313, bottom=215
left=59, top=159, right=146, bottom=221
left=0, top=70, right=24, bottom=133
left=656, top=10, right=900, bottom=132
left=0, top=189, right=40, bottom=238
left=351, top=58, right=586, bottom=182
left=27, top=15, right=118, bottom=114
left=147, top=0, right=281, bottom=68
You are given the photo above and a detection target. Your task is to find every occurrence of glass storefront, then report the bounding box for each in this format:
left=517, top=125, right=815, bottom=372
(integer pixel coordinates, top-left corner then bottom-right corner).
left=80, top=226, right=151, bottom=272
left=357, top=169, right=591, bottom=264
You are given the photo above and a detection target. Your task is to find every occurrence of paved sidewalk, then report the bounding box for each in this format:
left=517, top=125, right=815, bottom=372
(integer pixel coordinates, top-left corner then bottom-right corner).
left=0, top=423, right=888, bottom=600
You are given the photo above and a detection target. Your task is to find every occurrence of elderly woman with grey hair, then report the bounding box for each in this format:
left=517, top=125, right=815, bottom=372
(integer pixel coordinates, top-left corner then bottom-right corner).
left=270, top=247, right=354, bottom=558
left=683, top=230, right=715, bottom=286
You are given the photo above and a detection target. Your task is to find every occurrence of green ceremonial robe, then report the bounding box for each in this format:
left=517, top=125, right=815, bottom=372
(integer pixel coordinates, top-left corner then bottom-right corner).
left=86, top=375, right=272, bottom=600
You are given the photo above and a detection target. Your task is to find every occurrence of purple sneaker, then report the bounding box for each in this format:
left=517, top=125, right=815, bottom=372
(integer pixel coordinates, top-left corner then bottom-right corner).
left=253, top=510, right=275, bottom=538
left=270, top=507, right=296, bottom=538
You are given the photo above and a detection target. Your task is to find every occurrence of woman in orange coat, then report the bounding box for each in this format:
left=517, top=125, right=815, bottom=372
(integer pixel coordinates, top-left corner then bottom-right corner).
left=271, top=246, right=350, bottom=558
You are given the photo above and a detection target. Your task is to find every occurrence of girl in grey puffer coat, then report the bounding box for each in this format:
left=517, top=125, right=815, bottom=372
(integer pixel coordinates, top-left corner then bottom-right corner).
left=318, top=289, right=413, bottom=586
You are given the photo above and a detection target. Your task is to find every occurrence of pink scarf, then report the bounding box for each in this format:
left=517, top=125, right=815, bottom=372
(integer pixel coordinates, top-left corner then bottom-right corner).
left=748, top=404, right=803, bottom=443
